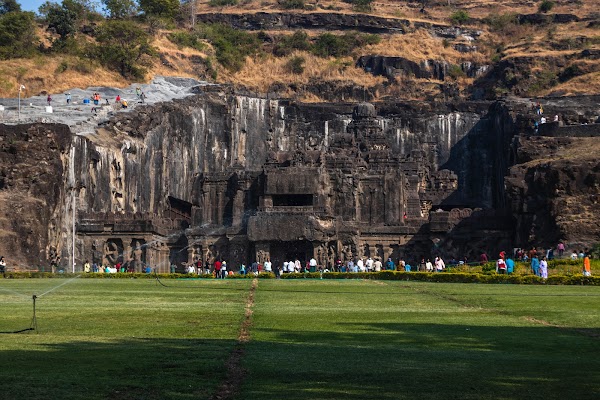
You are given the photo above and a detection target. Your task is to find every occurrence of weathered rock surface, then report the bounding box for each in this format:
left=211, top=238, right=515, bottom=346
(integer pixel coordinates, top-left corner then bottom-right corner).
left=2, top=84, right=599, bottom=270
left=506, top=135, right=600, bottom=249
left=0, top=123, right=72, bottom=268
left=357, top=55, right=490, bottom=81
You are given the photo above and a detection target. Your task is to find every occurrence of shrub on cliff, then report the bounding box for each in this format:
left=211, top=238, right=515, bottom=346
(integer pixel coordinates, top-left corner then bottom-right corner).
left=538, top=0, right=554, bottom=13
left=168, top=30, right=206, bottom=51
left=208, top=0, right=237, bottom=6
left=484, top=12, right=518, bottom=32
left=273, top=30, right=311, bottom=56
left=450, top=10, right=469, bottom=25
left=278, top=0, right=304, bottom=10
left=195, top=23, right=262, bottom=72
left=343, top=0, right=373, bottom=13
left=312, top=32, right=380, bottom=58
left=285, top=55, right=305, bottom=74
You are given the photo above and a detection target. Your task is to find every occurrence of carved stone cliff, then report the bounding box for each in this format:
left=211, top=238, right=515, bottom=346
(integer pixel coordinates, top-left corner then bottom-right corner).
left=2, top=87, right=598, bottom=270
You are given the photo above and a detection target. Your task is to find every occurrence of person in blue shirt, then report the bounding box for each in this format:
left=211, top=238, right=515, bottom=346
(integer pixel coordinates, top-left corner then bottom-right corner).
left=385, top=258, right=396, bottom=271
left=531, top=256, right=540, bottom=276
left=506, top=257, right=515, bottom=274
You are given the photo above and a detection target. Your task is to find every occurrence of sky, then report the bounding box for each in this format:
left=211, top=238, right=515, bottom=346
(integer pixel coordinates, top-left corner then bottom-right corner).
left=19, top=0, right=51, bottom=12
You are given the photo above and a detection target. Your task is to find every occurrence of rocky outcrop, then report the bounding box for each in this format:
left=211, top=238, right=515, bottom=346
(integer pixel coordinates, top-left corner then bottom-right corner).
left=357, top=55, right=490, bottom=81
left=517, top=13, right=579, bottom=25
left=195, top=12, right=410, bottom=33
left=0, top=123, right=72, bottom=269
left=506, top=135, right=600, bottom=249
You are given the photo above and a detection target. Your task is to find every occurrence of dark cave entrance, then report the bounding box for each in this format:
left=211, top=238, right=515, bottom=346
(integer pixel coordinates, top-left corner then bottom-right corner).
left=268, top=240, right=313, bottom=269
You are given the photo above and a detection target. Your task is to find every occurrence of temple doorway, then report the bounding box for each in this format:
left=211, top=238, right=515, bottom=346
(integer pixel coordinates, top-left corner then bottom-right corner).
left=268, top=240, right=313, bottom=269
left=169, top=235, right=189, bottom=271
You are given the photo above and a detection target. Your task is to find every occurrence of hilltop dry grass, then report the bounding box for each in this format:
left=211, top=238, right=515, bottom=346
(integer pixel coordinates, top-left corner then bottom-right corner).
left=0, top=31, right=212, bottom=97
left=227, top=51, right=385, bottom=93
left=0, top=57, right=128, bottom=98
left=2, top=1, right=598, bottom=99
left=543, top=71, right=600, bottom=96
left=150, top=31, right=213, bottom=78
left=362, top=29, right=487, bottom=64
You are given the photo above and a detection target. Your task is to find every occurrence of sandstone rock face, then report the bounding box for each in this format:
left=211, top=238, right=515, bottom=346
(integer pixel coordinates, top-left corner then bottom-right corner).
left=2, top=87, right=598, bottom=271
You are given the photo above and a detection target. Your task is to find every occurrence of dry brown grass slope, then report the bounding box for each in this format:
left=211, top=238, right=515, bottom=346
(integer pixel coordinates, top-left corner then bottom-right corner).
left=0, top=0, right=598, bottom=99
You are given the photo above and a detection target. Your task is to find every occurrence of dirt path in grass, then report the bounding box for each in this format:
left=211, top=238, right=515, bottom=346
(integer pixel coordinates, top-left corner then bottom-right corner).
left=210, top=278, right=258, bottom=400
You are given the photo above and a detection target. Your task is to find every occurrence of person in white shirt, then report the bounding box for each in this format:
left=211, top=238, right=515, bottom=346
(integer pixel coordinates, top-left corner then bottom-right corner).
left=294, top=259, right=301, bottom=272
left=309, top=257, right=317, bottom=271
left=283, top=261, right=289, bottom=273
left=374, top=258, right=382, bottom=272
left=357, top=258, right=365, bottom=272
left=434, top=257, right=445, bottom=272
left=366, top=257, right=374, bottom=272
left=425, top=259, right=433, bottom=272
left=264, top=259, right=272, bottom=272
left=220, top=261, right=227, bottom=278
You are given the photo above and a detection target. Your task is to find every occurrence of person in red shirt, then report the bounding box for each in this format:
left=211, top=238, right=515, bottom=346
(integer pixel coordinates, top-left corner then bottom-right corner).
left=214, top=260, right=222, bottom=278
left=480, top=252, right=488, bottom=264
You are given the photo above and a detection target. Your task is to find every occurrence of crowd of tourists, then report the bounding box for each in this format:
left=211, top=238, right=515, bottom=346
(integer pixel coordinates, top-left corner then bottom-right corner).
left=0, top=240, right=593, bottom=278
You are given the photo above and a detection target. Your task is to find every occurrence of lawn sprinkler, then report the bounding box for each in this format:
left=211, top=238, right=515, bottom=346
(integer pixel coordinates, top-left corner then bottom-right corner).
left=0, top=294, right=38, bottom=334
left=30, top=294, right=38, bottom=332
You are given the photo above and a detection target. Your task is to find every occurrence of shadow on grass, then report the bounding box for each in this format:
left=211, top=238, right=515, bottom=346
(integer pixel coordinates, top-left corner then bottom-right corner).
left=0, top=337, right=236, bottom=400
left=1, top=323, right=599, bottom=400
left=243, top=323, right=600, bottom=400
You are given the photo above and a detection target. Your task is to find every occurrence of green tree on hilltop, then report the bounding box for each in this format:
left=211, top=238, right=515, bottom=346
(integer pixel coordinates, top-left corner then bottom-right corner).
left=41, top=1, right=78, bottom=41
left=0, top=9, right=38, bottom=59
left=139, top=0, right=180, bottom=18
left=94, top=19, right=156, bottom=78
left=0, top=0, right=21, bottom=14
left=101, top=0, right=137, bottom=19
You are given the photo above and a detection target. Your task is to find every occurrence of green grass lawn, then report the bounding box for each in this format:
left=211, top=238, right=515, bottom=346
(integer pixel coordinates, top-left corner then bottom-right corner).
left=1, top=279, right=599, bottom=399
left=0, top=279, right=251, bottom=400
